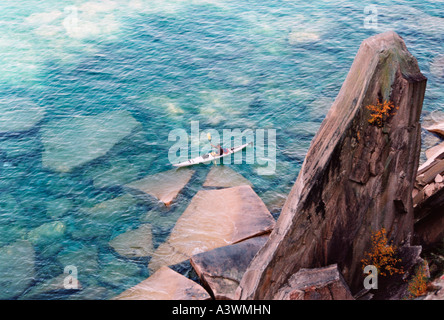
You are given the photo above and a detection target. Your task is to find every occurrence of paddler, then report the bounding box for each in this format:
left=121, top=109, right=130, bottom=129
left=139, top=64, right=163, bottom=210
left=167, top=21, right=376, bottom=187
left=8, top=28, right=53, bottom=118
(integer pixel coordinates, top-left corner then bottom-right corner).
left=211, top=143, right=225, bottom=156
left=207, top=132, right=225, bottom=156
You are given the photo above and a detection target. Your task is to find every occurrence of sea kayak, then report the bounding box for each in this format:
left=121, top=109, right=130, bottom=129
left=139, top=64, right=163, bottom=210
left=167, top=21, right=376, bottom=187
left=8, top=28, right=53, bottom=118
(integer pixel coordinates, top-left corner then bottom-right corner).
left=172, top=142, right=252, bottom=168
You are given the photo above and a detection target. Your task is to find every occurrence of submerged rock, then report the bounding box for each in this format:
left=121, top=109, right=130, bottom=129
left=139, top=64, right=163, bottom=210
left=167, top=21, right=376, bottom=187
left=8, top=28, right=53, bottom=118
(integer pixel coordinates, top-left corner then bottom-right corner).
left=114, top=266, right=210, bottom=300
left=109, top=224, right=153, bottom=258
left=0, top=97, right=45, bottom=134
left=57, top=244, right=99, bottom=277
left=91, top=159, right=140, bottom=188
left=125, top=168, right=194, bottom=206
left=20, top=273, right=82, bottom=300
left=41, top=110, right=140, bottom=172
left=190, top=235, right=268, bottom=300
left=46, top=198, right=73, bottom=219
left=238, top=32, right=427, bottom=299
left=0, top=240, right=35, bottom=299
left=84, top=194, right=141, bottom=221
left=97, top=258, right=142, bottom=288
left=288, top=31, right=320, bottom=45
left=259, top=190, right=287, bottom=214
left=0, top=136, right=41, bottom=158
left=27, top=221, right=66, bottom=246
left=203, top=166, right=252, bottom=188
left=148, top=185, right=275, bottom=272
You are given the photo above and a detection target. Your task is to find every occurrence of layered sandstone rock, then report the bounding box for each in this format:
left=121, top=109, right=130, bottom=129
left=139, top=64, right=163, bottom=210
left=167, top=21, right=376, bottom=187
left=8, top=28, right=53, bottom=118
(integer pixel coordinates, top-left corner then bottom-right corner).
left=125, top=168, right=194, bottom=206
left=238, top=31, right=427, bottom=299
left=109, top=224, right=153, bottom=258
left=273, top=264, right=354, bottom=300
left=190, top=235, right=268, bottom=300
left=114, top=266, right=210, bottom=300
left=148, top=185, right=275, bottom=272
left=413, top=138, right=444, bottom=247
left=203, top=166, right=253, bottom=188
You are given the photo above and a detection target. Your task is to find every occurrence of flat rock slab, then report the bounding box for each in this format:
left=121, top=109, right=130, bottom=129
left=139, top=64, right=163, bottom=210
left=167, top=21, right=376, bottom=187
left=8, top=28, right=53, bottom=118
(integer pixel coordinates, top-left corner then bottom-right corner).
left=126, top=168, right=194, bottom=206
left=425, top=141, right=444, bottom=160
left=203, top=166, right=252, bottom=188
left=114, top=266, right=210, bottom=300
left=274, top=264, right=354, bottom=300
left=190, top=235, right=269, bottom=300
left=109, top=224, right=153, bottom=258
left=41, top=110, right=140, bottom=172
left=148, top=185, right=275, bottom=272
left=425, top=123, right=444, bottom=139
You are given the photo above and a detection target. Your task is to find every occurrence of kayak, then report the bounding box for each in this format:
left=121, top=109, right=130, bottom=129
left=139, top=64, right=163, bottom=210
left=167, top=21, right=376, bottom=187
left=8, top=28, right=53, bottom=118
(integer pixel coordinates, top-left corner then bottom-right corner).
left=172, top=142, right=252, bottom=168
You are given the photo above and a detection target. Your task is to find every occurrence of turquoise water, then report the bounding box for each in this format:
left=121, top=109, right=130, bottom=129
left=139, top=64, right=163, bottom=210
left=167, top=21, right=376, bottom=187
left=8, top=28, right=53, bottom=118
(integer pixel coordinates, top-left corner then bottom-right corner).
left=0, top=0, right=442, bottom=299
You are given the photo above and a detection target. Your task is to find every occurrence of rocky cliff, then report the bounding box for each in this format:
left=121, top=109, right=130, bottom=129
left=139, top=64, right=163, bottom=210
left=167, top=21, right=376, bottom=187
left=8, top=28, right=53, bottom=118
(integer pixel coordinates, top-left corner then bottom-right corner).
left=237, top=31, right=427, bottom=299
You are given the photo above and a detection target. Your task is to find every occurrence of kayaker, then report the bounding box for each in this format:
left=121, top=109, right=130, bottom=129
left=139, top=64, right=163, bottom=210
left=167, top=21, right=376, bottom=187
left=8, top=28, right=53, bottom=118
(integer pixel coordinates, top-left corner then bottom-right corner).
left=211, top=143, right=225, bottom=156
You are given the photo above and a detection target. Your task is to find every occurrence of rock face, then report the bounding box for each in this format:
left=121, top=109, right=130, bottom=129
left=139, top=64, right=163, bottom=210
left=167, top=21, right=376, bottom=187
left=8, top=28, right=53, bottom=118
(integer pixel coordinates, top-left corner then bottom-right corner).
left=126, top=168, right=194, bottom=206
left=370, top=245, right=426, bottom=300
left=238, top=32, right=427, bottom=299
left=148, top=185, right=275, bottom=272
left=190, top=235, right=268, bottom=300
left=273, top=264, right=354, bottom=300
left=413, top=138, right=444, bottom=247
left=114, top=266, right=210, bottom=300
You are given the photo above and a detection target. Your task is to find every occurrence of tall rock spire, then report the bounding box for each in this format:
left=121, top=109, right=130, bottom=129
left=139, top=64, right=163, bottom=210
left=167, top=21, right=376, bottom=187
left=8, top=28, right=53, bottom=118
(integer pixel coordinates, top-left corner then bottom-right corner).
left=237, top=31, right=427, bottom=299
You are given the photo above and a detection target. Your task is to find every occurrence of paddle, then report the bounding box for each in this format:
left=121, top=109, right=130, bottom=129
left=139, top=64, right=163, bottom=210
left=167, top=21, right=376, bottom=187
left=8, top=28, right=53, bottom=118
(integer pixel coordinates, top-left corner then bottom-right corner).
left=207, top=132, right=217, bottom=166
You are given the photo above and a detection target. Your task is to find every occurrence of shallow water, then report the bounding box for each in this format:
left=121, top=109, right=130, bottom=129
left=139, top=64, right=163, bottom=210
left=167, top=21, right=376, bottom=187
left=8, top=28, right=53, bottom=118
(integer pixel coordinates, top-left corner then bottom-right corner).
left=0, top=0, right=442, bottom=299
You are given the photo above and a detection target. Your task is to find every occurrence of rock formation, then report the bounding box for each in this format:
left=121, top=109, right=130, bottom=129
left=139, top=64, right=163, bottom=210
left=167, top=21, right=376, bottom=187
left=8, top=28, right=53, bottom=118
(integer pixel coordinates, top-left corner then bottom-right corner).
left=148, top=185, right=275, bottom=272
left=190, top=235, right=269, bottom=300
left=203, top=166, right=253, bottom=188
left=125, top=168, right=194, bottom=206
left=109, top=224, right=153, bottom=258
left=114, top=266, right=210, bottom=300
left=237, top=31, right=427, bottom=299
left=273, top=264, right=354, bottom=300
left=412, top=141, right=444, bottom=247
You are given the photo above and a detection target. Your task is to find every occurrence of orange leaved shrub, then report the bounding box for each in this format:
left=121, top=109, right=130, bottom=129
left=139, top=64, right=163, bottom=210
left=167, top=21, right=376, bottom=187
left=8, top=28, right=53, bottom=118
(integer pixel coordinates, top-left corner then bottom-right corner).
left=407, top=261, right=429, bottom=299
left=361, top=228, right=404, bottom=277
left=366, top=100, right=398, bottom=128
